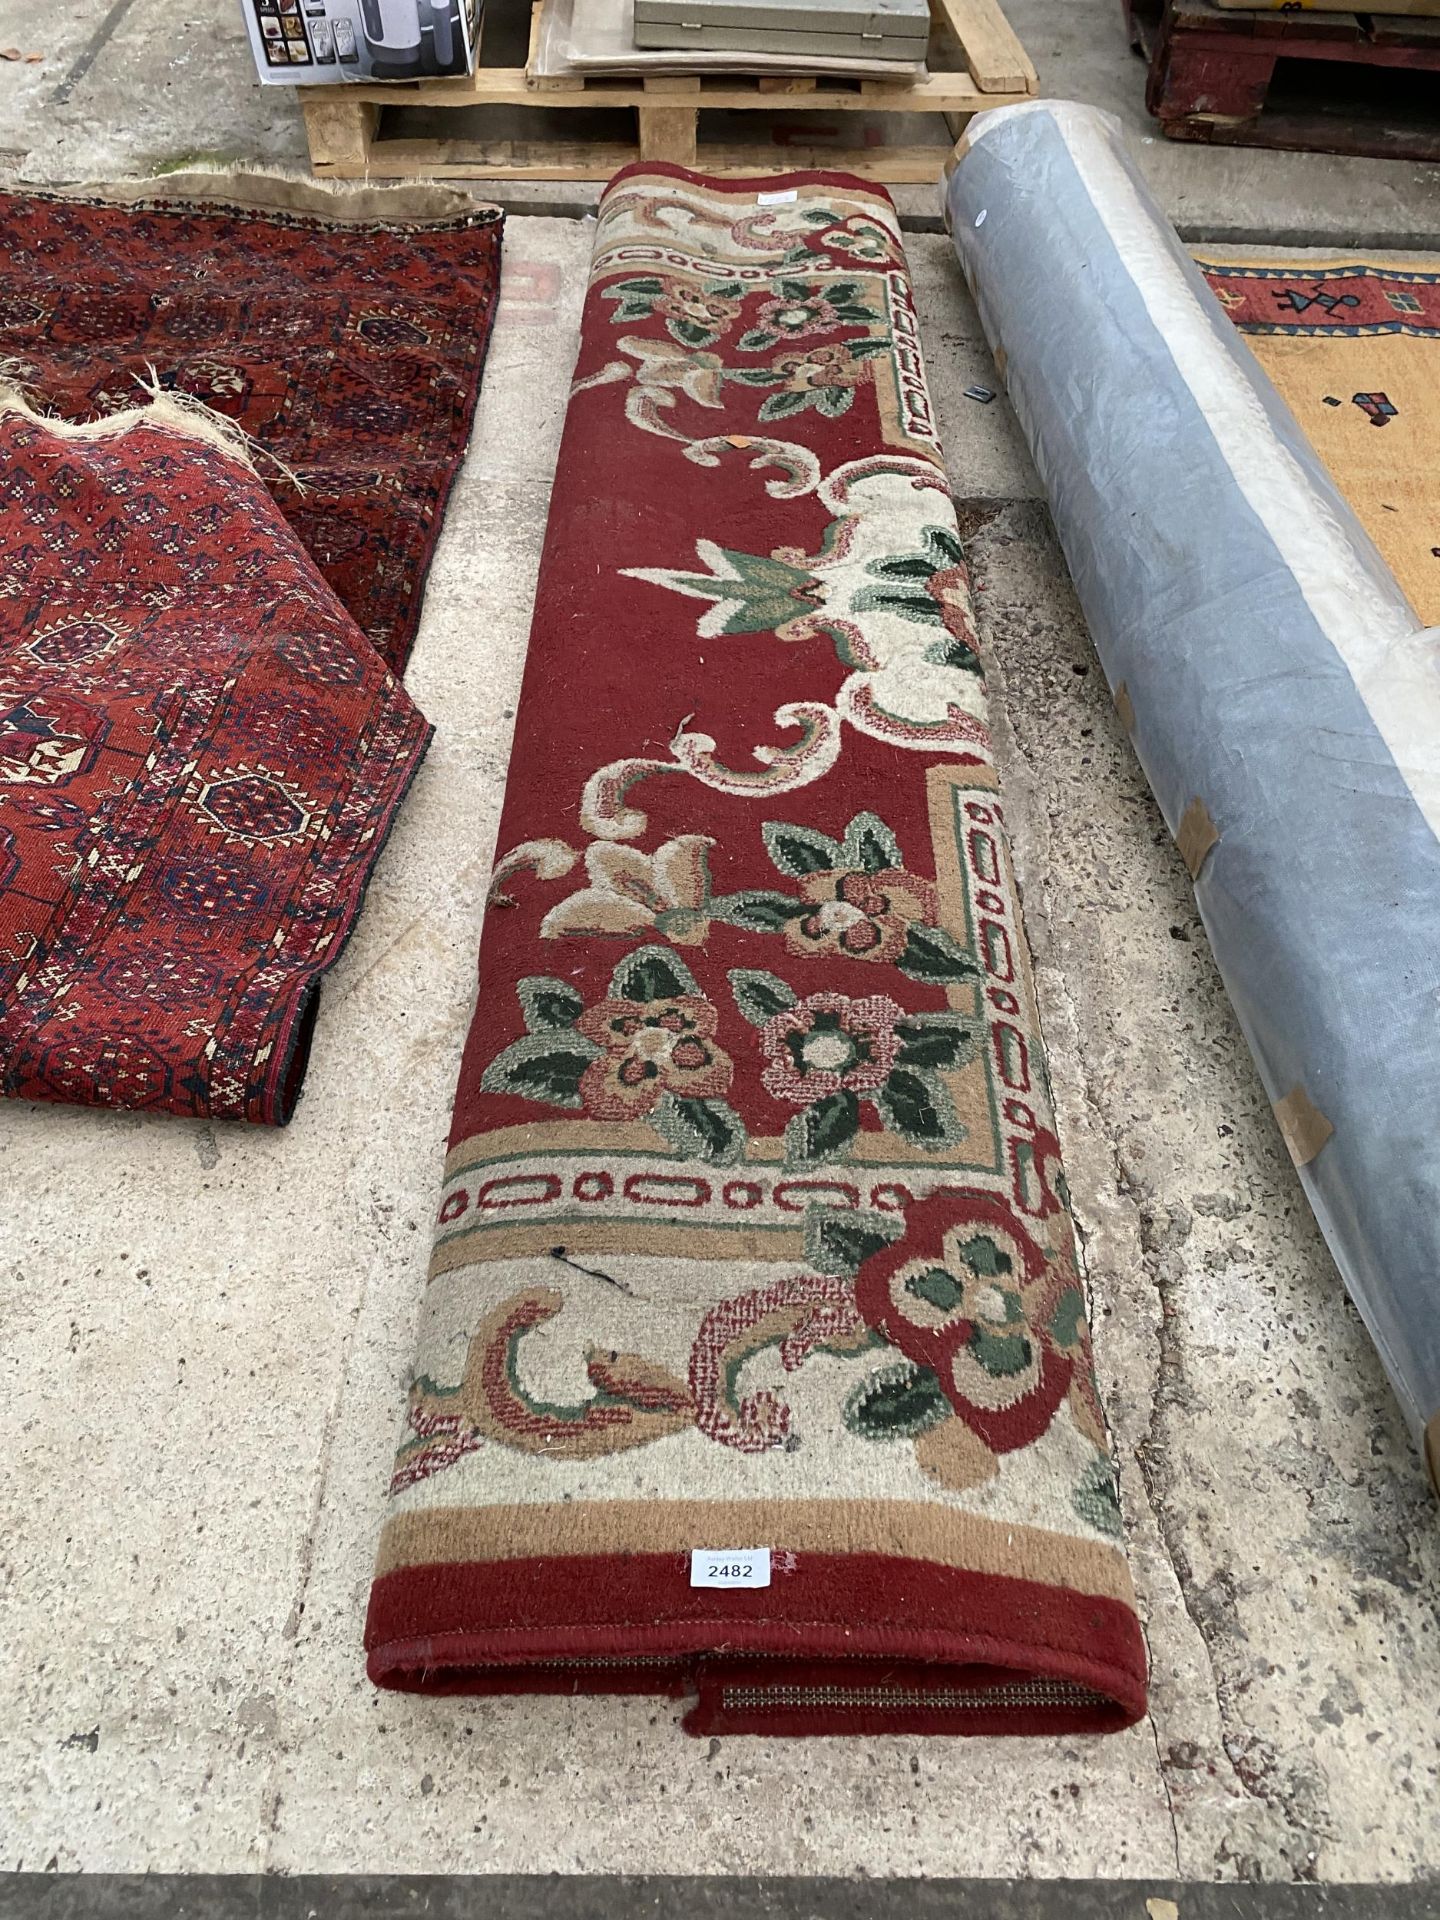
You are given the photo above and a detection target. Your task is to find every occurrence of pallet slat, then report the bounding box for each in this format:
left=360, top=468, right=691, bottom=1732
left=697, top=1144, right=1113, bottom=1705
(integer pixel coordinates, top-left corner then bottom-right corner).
left=1129, top=0, right=1440, bottom=159
left=300, top=0, right=1032, bottom=179
left=941, top=0, right=1034, bottom=91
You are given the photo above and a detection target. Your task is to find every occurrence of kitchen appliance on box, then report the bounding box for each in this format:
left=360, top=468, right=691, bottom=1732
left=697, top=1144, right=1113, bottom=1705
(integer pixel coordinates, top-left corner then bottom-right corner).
left=241, top=0, right=478, bottom=83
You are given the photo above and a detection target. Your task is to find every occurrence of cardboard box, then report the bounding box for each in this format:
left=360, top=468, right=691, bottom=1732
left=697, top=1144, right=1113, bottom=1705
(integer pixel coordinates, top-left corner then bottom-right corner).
left=632, top=0, right=926, bottom=58
left=240, top=0, right=479, bottom=84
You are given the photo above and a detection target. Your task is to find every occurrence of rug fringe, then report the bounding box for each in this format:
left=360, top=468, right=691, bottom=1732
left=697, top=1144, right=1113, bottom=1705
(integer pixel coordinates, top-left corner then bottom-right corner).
left=0, top=369, right=305, bottom=488
left=29, top=165, right=501, bottom=229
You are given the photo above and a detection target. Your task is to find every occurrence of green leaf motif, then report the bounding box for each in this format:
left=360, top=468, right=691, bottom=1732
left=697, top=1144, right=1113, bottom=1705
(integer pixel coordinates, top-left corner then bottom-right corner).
left=925, top=630, right=982, bottom=675
left=762, top=820, right=843, bottom=878
left=725, top=367, right=784, bottom=389
left=758, top=389, right=813, bottom=423
left=668, top=318, right=716, bottom=348
left=517, top=976, right=585, bottom=1033
left=785, top=1090, right=860, bottom=1165
left=602, top=277, right=663, bottom=325
left=969, top=1325, right=1033, bottom=1378
left=898, top=923, right=982, bottom=984
left=878, top=1067, right=959, bottom=1150
left=652, top=1093, right=747, bottom=1166
left=804, top=1206, right=903, bottom=1277
left=649, top=545, right=819, bottom=637
left=852, top=526, right=969, bottom=627
left=894, top=1012, right=979, bottom=1073
left=481, top=1031, right=598, bottom=1109
left=844, top=1360, right=951, bottom=1441
left=840, top=810, right=901, bottom=873
left=815, top=386, right=855, bottom=419
left=1049, top=1285, right=1086, bottom=1351
left=608, top=944, right=699, bottom=1003
left=870, top=553, right=934, bottom=583
left=927, top=525, right=966, bottom=569
left=953, top=1232, right=1012, bottom=1278
left=1073, top=1454, right=1123, bottom=1539
left=713, top=890, right=807, bottom=933
left=738, top=327, right=779, bottom=353
left=852, top=580, right=944, bottom=626
left=728, top=968, right=798, bottom=1027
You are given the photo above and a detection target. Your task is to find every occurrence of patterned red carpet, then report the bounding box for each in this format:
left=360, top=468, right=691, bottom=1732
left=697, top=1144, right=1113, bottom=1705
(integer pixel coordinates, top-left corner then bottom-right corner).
left=365, top=166, right=1146, bottom=1736
left=0, top=398, right=431, bottom=1124
left=0, top=180, right=503, bottom=1124
left=0, top=181, right=503, bottom=676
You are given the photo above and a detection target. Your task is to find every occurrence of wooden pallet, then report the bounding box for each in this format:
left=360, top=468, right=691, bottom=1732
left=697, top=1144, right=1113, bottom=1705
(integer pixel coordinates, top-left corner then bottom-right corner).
left=1127, top=0, right=1440, bottom=158
left=1212, top=0, right=1440, bottom=16
left=301, top=0, right=1035, bottom=180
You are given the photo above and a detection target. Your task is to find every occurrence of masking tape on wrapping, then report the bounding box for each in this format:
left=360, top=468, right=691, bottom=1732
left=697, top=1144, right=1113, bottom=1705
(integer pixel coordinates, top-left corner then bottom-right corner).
left=1176, top=796, right=1219, bottom=880
left=1272, top=1085, right=1334, bottom=1169
left=1114, top=680, right=1135, bottom=734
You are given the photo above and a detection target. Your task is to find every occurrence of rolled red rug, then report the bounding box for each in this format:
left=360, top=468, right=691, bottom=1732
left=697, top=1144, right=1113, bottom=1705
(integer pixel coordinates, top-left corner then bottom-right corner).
left=365, top=164, right=1147, bottom=1736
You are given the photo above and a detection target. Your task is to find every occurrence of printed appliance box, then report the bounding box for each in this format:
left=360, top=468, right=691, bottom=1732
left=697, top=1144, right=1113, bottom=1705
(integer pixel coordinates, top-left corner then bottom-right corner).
left=241, top=0, right=479, bottom=83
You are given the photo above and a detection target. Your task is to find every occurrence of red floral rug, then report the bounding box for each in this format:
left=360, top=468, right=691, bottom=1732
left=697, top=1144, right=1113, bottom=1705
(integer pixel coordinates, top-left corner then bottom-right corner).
left=0, top=177, right=503, bottom=675
left=0, top=394, right=429, bottom=1124
left=365, top=165, right=1147, bottom=1736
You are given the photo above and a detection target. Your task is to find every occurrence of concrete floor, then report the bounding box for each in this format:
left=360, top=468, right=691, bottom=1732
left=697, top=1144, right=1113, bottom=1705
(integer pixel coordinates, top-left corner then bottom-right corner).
left=1, top=0, right=1439, bottom=1889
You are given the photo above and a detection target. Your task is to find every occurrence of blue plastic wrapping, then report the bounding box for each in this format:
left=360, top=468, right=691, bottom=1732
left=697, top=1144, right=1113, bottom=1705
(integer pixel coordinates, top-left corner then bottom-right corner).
left=944, top=100, right=1440, bottom=1491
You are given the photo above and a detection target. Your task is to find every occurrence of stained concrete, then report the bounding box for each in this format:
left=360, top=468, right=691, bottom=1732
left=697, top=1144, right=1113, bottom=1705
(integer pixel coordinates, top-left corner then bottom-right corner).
left=0, top=0, right=1439, bottom=1888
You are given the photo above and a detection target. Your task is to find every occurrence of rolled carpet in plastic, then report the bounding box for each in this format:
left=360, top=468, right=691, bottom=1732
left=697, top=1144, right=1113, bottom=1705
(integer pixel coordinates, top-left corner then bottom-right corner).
left=365, top=162, right=1147, bottom=1736
left=945, top=101, right=1440, bottom=1492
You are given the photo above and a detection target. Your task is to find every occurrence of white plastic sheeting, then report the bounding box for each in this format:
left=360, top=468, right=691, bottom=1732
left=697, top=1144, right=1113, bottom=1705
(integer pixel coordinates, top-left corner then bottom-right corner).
left=945, top=100, right=1440, bottom=1493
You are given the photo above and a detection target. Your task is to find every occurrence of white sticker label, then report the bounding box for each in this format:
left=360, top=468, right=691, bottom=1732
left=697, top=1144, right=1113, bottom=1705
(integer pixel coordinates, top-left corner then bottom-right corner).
left=690, top=1548, right=771, bottom=1589
left=757, top=189, right=798, bottom=206
left=974, top=207, right=988, bottom=227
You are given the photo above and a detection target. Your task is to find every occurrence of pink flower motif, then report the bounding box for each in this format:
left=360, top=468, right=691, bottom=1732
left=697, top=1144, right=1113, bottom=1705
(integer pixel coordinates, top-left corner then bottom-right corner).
left=755, top=293, right=843, bottom=340
left=760, top=990, right=904, bottom=1104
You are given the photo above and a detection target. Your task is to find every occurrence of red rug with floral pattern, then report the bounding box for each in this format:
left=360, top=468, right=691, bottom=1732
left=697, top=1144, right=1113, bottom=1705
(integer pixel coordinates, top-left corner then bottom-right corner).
left=0, top=179, right=502, bottom=675
left=0, top=396, right=429, bottom=1125
left=364, top=165, right=1147, bottom=1737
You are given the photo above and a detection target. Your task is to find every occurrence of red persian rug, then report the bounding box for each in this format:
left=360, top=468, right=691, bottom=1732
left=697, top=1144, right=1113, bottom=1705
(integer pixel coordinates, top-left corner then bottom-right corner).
left=0, top=176, right=503, bottom=675
left=0, top=391, right=429, bottom=1124
left=365, top=165, right=1147, bottom=1736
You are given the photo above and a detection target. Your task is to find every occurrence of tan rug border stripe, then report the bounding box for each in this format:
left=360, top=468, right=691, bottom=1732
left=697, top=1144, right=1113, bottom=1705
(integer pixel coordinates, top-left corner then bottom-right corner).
left=428, top=1220, right=800, bottom=1276
left=376, top=1498, right=1132, bottom=1603
left=441, top=1117, right=997, bottom=1182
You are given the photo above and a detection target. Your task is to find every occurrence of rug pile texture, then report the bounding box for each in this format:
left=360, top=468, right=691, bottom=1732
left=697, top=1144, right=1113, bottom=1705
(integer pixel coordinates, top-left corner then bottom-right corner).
left=365, top=163, right=1147, bottom=1735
